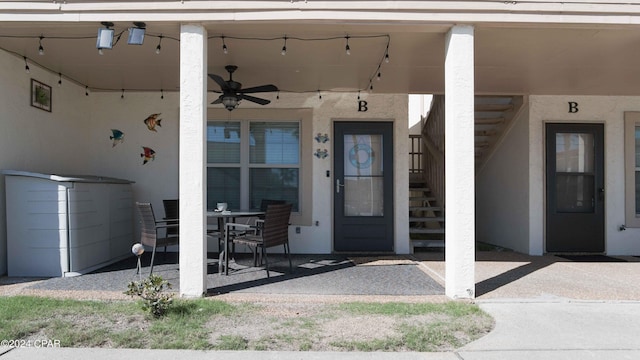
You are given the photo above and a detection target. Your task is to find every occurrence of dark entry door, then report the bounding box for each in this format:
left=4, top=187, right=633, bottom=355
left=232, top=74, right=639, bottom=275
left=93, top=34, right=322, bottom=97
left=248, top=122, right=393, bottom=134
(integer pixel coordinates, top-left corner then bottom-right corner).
left=334, top=122, right=394, bottom=252
left=546, top=123, right=604, bottom=253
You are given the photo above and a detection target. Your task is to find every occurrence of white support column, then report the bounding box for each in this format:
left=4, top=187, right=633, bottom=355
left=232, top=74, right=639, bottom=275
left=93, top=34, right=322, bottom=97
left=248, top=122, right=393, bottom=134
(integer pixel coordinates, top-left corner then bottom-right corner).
left=444, top=25, right=476, bottom=299
left=179, top=23, right=207, bottom=298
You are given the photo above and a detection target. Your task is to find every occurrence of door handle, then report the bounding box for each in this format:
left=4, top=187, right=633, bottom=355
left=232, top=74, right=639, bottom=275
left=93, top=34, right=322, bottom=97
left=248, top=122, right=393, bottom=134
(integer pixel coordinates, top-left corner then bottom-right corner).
left=336, top=179, right=345, bottom=194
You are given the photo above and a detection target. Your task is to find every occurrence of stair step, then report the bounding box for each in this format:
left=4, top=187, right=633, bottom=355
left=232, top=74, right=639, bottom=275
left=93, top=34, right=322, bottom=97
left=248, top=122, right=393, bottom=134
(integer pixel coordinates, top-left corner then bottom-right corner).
left=409, top=206, right=442, bottom=212
left=409, top=187, right=430, bottom=192
left=410, top=217, right=444, bottom=222
left=409, top=196, right=436, bottom=202
left=411, top=239, right=445, bottom=248
left=410, top=228, right=445, bottom=234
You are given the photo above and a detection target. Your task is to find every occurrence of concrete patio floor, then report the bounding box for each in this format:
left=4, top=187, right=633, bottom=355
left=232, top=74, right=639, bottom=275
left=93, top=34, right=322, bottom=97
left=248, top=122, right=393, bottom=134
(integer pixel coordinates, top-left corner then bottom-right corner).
left=2, top=250, right=640, bottom=302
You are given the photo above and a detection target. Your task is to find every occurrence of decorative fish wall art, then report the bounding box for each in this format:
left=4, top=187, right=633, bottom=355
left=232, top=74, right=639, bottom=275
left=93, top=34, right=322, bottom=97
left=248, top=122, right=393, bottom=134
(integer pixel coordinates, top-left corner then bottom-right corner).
left=141, top=146, right=156, bottom=164
left=144, top=113, right=162, bottom=132
left=109, top=129, right=124, bottom=147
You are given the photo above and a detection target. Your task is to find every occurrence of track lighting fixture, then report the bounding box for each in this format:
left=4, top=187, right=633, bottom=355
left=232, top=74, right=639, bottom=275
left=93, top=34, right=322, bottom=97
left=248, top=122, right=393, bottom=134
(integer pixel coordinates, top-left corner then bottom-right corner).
left=38, top=35, right=44, bottom=55
left=23, top=57, right=29, bottom=73
left=127, top=22, right=146, bottom=45
left=96, top=22, right=114, bottom=54
left=345, top=36, right=351, bottom=55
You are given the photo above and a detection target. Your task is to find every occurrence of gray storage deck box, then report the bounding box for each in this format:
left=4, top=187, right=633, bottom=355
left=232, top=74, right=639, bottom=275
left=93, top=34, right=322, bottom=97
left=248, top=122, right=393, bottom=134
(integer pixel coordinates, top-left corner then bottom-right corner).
left=4, top=170, right=134, bottom=277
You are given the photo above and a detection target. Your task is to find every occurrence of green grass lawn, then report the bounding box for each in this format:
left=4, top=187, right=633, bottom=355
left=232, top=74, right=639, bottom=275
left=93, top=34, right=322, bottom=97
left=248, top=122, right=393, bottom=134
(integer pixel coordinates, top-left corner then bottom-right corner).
left=0, top=296, right=493, bottom=351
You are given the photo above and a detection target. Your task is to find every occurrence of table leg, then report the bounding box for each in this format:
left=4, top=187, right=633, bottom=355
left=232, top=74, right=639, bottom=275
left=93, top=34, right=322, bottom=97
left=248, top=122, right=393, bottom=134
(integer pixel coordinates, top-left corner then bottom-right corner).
left=218, top=217, right=225, bottom=275
left=224, top=217, right=230, bottom=275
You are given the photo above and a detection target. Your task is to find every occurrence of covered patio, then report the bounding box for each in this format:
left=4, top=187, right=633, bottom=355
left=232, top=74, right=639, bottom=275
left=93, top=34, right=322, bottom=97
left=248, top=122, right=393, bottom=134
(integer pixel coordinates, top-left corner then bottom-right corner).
left=3, top=1, right=640, bottom=299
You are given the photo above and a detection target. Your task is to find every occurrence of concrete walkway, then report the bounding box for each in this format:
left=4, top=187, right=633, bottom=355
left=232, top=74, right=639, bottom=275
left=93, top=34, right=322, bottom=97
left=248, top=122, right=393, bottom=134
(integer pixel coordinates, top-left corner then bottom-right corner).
left=2, top=251, right=640, bottom=359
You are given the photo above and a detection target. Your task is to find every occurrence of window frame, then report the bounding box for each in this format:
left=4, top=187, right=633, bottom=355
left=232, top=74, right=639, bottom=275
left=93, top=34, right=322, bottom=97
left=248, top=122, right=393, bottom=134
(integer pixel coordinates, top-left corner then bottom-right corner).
left=624, top=112, right=640, bottom=227
left=207, top=108, right=312, bottom=226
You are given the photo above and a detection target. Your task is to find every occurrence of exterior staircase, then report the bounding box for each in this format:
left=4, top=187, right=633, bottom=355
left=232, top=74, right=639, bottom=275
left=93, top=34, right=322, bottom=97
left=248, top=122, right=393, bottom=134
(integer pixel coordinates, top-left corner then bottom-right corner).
left=408, top=94, right=524, bottom=252
left=409, top=182, right=445, bottom=251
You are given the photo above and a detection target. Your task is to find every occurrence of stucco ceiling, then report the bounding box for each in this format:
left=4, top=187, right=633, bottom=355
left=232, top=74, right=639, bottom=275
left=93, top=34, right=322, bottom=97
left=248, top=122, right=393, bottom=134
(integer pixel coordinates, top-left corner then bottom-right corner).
left=1, top=20, right=640, bottom=97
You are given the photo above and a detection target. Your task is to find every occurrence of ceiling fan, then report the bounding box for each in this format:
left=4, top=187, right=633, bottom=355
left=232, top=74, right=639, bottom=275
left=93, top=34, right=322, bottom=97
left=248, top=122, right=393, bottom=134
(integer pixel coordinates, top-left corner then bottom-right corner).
left=209, top=65, right=278, bottom=111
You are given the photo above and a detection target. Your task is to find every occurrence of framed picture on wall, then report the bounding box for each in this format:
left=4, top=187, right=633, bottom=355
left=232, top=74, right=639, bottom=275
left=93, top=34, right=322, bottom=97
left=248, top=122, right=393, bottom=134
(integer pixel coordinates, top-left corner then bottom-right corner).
left=31, top=79, right=52, bottom=112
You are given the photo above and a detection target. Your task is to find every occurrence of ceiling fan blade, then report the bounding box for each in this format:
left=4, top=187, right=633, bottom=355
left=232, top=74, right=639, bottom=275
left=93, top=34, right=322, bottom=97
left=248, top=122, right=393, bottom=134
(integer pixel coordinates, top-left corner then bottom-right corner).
left=211, top=95, right=223, bottom=104
left=208, top=74, right=230, bottom=90
left=240, top=84, right=278, bottom=94
left=240, top=94, right=271, bottom=105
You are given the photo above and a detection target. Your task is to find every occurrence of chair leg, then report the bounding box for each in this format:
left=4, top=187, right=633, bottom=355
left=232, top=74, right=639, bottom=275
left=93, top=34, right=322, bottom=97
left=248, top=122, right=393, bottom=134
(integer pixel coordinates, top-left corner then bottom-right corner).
left=263, top=246, right=270, bottom=278
left=285, top=242, right=292, bottom=273
left=251, top=246, right=258, bottom=267
left=149, top=246, right=157, bottom=276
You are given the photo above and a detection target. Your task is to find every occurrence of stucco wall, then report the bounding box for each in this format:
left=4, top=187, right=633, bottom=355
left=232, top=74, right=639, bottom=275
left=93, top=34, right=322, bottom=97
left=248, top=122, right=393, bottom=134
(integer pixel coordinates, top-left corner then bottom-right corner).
left=0, top=50, right=92, bottom=274
left=530, top=95, right=640, bottom=255
left=85, top=91, right=409, bottom=255
left=0, top=47, right=410, bottom=274
left=476, top=103, right=531, bottom=254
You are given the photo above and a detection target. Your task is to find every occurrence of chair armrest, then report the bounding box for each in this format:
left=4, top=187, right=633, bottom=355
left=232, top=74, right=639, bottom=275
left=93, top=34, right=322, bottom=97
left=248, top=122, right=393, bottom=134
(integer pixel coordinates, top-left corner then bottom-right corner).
left=225, top=223, right=255, bottom=231
left=157, top=218, right=179, bottom=223
left=155, top=223, right=179, bottom=229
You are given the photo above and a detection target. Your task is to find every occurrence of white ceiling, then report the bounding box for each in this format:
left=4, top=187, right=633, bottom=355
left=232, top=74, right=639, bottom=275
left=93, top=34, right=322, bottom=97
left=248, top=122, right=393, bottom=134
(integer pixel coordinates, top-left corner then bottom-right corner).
left=2, top=20, right=640, bottom=97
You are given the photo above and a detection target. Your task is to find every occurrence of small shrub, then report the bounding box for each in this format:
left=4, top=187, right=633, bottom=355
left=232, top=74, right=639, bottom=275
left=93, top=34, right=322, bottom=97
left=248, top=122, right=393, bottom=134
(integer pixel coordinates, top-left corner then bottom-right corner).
left=124, top=274, right=174, bottom=318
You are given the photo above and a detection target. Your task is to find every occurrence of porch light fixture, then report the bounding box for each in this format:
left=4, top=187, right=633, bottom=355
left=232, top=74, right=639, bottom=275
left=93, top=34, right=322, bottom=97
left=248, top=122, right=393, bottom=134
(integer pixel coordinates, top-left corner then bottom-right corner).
left=221, top=36, right=228, bottom=54
left=38, top=35, right=44, bottom=55
left=221, top=95, right=238, bottom=110
left=127, top=22, right=146, bottom=45
left=96, top=22, right=114, bottom=54
left=345, top=36, right=351, bottom=55
left=281, top=36, right=287, bottom=55
left=155, top=35, right=163, bottom=54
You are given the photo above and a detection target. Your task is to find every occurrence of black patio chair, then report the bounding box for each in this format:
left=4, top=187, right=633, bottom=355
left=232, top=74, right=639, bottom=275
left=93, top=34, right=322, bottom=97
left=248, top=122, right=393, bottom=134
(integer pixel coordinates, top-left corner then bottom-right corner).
left=228, top=203, right=293, bottom=277
left=136, top=202, right=179, bottom=275
left=162, top=199, right=179, bottom=237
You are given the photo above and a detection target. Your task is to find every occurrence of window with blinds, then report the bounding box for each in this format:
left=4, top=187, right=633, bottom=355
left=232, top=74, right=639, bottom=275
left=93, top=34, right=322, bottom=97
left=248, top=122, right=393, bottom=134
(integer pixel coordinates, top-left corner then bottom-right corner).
left=207, top=120, right=300, bottom=212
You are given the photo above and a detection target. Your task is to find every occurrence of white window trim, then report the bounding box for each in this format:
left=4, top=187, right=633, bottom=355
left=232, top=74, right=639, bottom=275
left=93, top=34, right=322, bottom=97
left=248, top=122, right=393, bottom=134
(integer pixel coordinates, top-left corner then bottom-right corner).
left=624, top=112, right=640, bottom=227
left=207, top=108, right=313, bottom=226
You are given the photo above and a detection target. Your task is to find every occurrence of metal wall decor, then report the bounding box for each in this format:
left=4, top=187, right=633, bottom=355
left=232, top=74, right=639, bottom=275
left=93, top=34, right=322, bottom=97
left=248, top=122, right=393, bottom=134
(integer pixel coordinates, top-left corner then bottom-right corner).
left=314, top=148, right=329, bottom=159
left=314, top=133, right=329, bottom=143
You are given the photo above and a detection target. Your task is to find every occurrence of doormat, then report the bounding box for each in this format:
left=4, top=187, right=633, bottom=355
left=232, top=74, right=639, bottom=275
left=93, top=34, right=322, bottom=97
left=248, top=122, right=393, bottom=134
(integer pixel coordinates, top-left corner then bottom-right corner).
left=557, top=255, right=626, bottom=262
